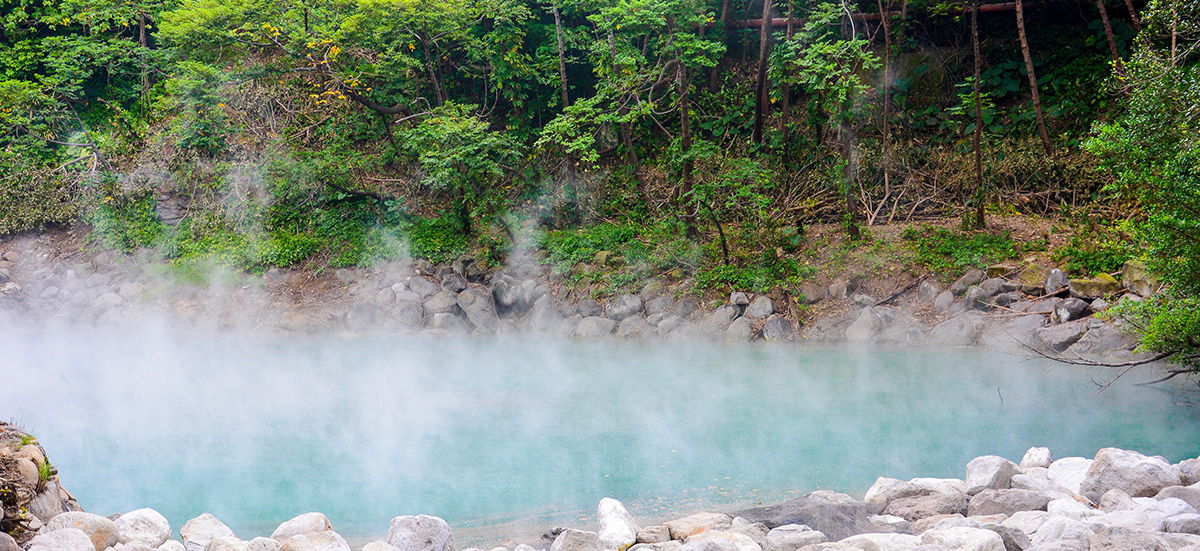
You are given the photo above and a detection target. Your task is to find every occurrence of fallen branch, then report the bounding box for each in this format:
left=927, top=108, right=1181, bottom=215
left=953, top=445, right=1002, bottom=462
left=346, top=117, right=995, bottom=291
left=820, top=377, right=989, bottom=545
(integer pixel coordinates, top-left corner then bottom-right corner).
left=874, top=274, right=927, bottom=307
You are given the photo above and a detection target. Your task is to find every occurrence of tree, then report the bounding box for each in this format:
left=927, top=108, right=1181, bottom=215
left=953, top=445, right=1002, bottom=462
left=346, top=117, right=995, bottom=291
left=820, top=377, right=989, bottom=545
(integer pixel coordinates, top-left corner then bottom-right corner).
left=1014, top=0, right=1054, bottom=154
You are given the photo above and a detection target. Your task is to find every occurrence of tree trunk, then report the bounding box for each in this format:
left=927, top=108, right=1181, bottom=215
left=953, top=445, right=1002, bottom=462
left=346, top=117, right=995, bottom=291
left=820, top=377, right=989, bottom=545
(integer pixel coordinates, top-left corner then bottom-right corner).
left=972, top=0, right=985, bottom=229
left=1015, top=0, right=1054, bottom=155
left=608, top=29, right=650, bottom=207
left=752, top=0, right=773, bottom=145
left=1095, top=0, right=1127, bottom=77
left=841, top=120, right=859, bottom=239
left=876, top=0, right=892, bottom=193
left=553, top=3, right=579, bottom=196
left=139, top=11, right=148, bottom=123
left=679, top=64, right=697, bottom=237
left=780, top=0, right=795, bottom=146
left=708, top=0, right=735, bottom=89
left=422, top=39, right=445, bottom=106
left=1123, top=0, right=1142, bottom=32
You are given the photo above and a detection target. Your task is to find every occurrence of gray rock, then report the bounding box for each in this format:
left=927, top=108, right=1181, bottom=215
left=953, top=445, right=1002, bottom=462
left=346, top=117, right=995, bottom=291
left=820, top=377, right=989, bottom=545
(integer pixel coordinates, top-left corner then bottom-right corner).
left=346, top=302, right=386, bottom=332
left=979, top=278, right=1006, bottom=297
left=637, top=527, right=672, bottom=544
left=28, top=529, right=95, bottom=551
left=763, top=316, right=793, bottom=341
left=918, top=280, right=942, bottom=304
left=1053, top=298, right=1089, bottom=323
left=674, top=540, right=737, bottom=551
left=734, top=490, right=878, bottom=541
left=837, top=533, right=922, bottom=550
left=700, top=305, right=739, bottom=333
left=647, top=295, right=675, bottom=316
left=764, top=525, right=827, bottom=551
left=1157, top=485, right=1200, bottom=512
left=441, top=273, right=467, bottom=293
left=1064, top=324, right=1138, bottom=358
left=640, top=281, right=666, bottom=301
left=934, top=291, right=955, bottom=312
left=85, top=273, right=112, bottom=288
left=116, top=508, right=171, bottom=547
left=617, top=316, right=652, bottom=338
left=598, top=498, right=640, bottom=551
left=746, top=297, right=774, bottom=319
left=919, top=527, right=1004, bottom=551
left=248, top=538, right=283, bottom=551
left=978, top=522, right=1031, bottom=551
left=966, top=456, right=1021, bottom=495
left=883, top=494, right=970, bottom=522
left=1031, top=320, right=1088, bottom=352
left=993, top=292, right=1022, bottom=308
left=1178, top=459, right=1200, bottom=486
left=864, top=478, right=934, bottom=513
left=629, top=543, right=681, bottom=551
left=730, top=292, right=750, bottom=306
left=0, top=532, right=17, bottom=551
left=1021, top=448, right=1053, bottom=470
left=374, top=288, right=397, bottom=306
left=851, top=294, right=876, bottom=307
left=1088, top=298, right=1110, bottom=313
left=1027, top=298, right=1059, bottom=315
left=578, top=299, right=603, bottom=318
left=45, top=512, right=120, bottom=551
left=206, top=537, right=249, bottom=551
left=951, top=269, right=986, bottom=295
left=181, top=514, right=236, bottom=551
left=979, top=314, right=1045, bottom=350
left=393, top=300, right=425, bottom=329
left=1165, top=514, right=1200, bottom=534
left=406, top=276, right=439, bottom=298
left=387, top=515, right=454, bottom=551
left=1080, top=448, right=1183, bottom=502
left=92, top=292, right=124, bottom=309
left=1044, top=269, right=1069, bottom=295
left=457, top=288, right=498, bottom=332
left=551, top=530, right=601, bottom=551
left=429, top=313, right=469, bottom=334
left=1086, top=528, right=1171, bottom=551
left=271, top=513, right=332, bottom=540
left=671, top=297, right=700, bottom=318
left=529, top=296, right=565, bottom=333
left=797, top=283, right=826, bottom=304
left=928, top=314, right=983, bottom=346
left=725, top=318, right=754, bottom=341
left=968, top=489, right=1050, bottom=516
left=1122, top=260, right=1157, bottom=297
left=1047, top=457, right=1093, bottom=495
left=575, top=316, right=616, bottom=337
left=607, top=294, right=645, bottom=321
left=425, top=290, right=461, bottom=315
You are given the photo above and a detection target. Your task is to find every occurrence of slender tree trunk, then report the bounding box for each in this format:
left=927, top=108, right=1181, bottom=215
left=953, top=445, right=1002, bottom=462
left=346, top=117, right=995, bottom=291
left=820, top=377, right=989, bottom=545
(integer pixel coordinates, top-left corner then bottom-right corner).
left=1095, top=0, right=1127, bottom=77
left=1171, top=2, right=1178, bottom=64
left=972, top=0, right=985, bottom=229
left=840, top=12, right=859, bottom=239
left=139, top=11, right=148, bottom=123
left=708, top=0, right=735, bottom=89
left=780, top=0, right=795, bottom=146
left=752, top=0, right=773, bottom=145
left=1123, top=0, right=1142, bottom=32
left=422, top=39, right=444, bottom=106
left=552, top=3, right=579, bottom=196
left=679, top=64, right=697, bottom=237
left=1015, top=0, right=1054, bottom=154
left=876, top=0, right=892, bottom=196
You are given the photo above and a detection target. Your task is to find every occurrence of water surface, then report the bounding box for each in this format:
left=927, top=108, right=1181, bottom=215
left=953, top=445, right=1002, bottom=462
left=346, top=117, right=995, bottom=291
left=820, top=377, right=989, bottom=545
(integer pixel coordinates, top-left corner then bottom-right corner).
left=5, top=330, right=1198, bottom=544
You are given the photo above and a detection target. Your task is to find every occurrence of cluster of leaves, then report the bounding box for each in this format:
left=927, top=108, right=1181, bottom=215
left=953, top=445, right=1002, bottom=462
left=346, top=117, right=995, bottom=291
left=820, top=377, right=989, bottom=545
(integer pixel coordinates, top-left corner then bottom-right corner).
left=902, top=225, right=1019, bottom=275
left=88, top=187, right=165, bottom=252
left=1051, top=220, right=1138, bottom=277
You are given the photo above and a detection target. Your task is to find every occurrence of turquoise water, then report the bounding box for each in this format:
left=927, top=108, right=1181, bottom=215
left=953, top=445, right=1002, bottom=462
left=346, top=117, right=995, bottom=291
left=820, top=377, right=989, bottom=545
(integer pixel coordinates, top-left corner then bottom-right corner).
left=5, top=330, right=1199, bottom=545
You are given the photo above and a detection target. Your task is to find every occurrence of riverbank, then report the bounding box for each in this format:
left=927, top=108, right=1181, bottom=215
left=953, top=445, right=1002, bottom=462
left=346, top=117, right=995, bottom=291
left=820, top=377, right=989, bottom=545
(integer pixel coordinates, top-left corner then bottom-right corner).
left=0, top=223, right=1161, bottom=365
left=4, top=423, right=1200, bottom=551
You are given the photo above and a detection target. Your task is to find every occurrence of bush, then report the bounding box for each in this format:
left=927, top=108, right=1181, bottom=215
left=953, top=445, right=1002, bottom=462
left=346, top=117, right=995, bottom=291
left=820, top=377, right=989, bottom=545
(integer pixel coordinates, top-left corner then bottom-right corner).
left=88, top=189, right=164, bottom=252
left=403, top=215, right=469, bottom=263
left=0, top=168, right=76, bottom=234
left=902, top=225, right=1018, bottom=275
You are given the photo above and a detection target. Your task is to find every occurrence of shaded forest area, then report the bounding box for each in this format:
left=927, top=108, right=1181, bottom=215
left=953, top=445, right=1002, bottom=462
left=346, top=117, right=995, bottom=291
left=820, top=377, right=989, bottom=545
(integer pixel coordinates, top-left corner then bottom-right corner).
left=1, top=0, right=1197, bottom=366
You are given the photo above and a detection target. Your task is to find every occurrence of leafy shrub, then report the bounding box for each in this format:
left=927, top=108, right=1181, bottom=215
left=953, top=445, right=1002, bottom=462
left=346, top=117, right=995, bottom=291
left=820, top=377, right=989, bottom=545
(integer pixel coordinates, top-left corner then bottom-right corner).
left=540, top=222, right=647, bottom=276
left=1053, top=226, right=1137, bottom=276
left=0, top=168, right=76, bottom=234
left=403, top=215, right=469, bottom=263
left=88, top=189, right=164, bottom=252
left=902, top=225, right=1018, bottom=274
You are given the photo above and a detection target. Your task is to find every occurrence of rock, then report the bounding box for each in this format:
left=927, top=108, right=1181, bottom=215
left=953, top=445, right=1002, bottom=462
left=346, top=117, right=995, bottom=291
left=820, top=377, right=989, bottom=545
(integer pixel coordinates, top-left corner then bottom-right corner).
left=1020, top=448, right=1053, bottom=470
left=920, top=527, right=1005, bottom=551
left=280, top=535, right=317, bottom=551
left=1079, top=448, right=1182, bottom=503
left=1, top=250, right=18, bottom=263
left=951, top=269, right=986, bottom=296
left=764, top=525, right=827, bottom=551
left=575, top=316, right=616, bottom=337
left=393, top=300, right=425, bottom=329
left=934, top=291, right=955, bottom=312
left=699, top=305, right=739, bottom=333
left=426, top=290, right=461, bottom=316
left=836, top=532, right=921, bottom=550
left=607, top=295, right=645, bottom=322
left=1068, top=274, right=1120, bottom=300
left=1099, top=488, right=1137, bottom=512
left=1064, top=324, right=1138, bottom=358
left=1087, top=298, right=1110, bottom=313
left=730, top=292, right=750, bottom=306
left=1157, top=485, right=1200, bottom=511
left=1052, top=298, right=1088, bottom=323
left=551, top=530, right=601, bottom=551
left=629, top=543, right=682, bottom=551
left=647, top=295, right=675, bottom=316
left=846, top=307, right=881, bottom=342
left=1030, top=516, right=1092, bottom=546
left=966, top=456, right=1021, bottom=496
left=726, top=317, right=754, bottom=341
left=617, top=316, right=653, bottom=338
left=735, top=491, right=878, bottom=541
left=92, top=292, right=124, bottom=309
left=665, top=514, right=734, bottom=540
left=361, top=543, right=402, bottom=551
left=387, top=515, right=454, bottom=551
left=28, top=528, right=95, bottom=551
left=763, top=316, right=793, bottom=341
left=457, top=288, right=499, bottom=332
left=968, top=489, right=1050, bottom=517
left=1086, top=528, right=1171, bottom=551
left=671, top=297, right=700, bottom=318
left=346, top=302, right=386, bottom=331
left=746, top=297, right=774, bottom=319
left=578, top=299, right=604, bottom=317
left=884, top=494, right=970, bottom=523
left=0, top=533, right=17, bottom=551
left=977, top=522, right=1031, bottom=551
left=406, top=276, right=439, bottom=298
left=928, top=314, right=983, bottom=346
left=1047, top=458, right=1092, bottom=495
left=1165, top=514, right=1200, bottom=534
left=1122, top=260, right=1157, bottom=297
left=248, top=538, right=283, bottom=551
left=271, top=513, right=332, bottom=540
left=978, top=314, right=1044, bottom=350
left=293, top=532, right=349, bottom=551
left=640, top=280, right=666, bottom=300
left=598, top=498, right=640, bottom=551
left=162, top=542, right=187, bottom=551
left=1031, top=320, right=1088, bottom=353
left=116, top=509, right=171, bottom=547
left=1180, top=459, right=1200, bottom=486
left=1044, top=270, right=1069, bottom=295
left=911, top=478, right=968, bottom=497
left=918, top=280, right=943, bottom=303
left=45, top=512, right=120, bottom=551
left=205, top=537, right=249, bottom=551
left=674, top=540, right=737, bottom=551
left=1020, top=265, right=1050, bottom=294
left=797, top=283, right=826, bottom=304
left=1026, top=298, right=1059, bottom=315
left=865, top=478, right=934, bottom=513
left=638, top=527, right=672, bottom=544
left=440, top=273, right=467, bottom=293
left=685, top=531, right=759, bottom=551
left=851, top=294, right=876, bottom=307
left=181, top=514, right=236, bottom=551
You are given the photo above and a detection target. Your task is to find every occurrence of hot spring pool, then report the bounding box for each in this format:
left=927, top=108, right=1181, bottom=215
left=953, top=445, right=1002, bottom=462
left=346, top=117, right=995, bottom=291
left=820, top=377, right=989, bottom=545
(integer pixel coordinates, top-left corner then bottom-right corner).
left=5, top=329, right=1199, bottom=545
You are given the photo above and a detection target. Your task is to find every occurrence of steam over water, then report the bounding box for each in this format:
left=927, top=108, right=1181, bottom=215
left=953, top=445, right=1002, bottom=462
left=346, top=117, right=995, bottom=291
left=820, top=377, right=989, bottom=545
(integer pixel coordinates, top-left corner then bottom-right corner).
left=6, top=329, right=1200, bottom=544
